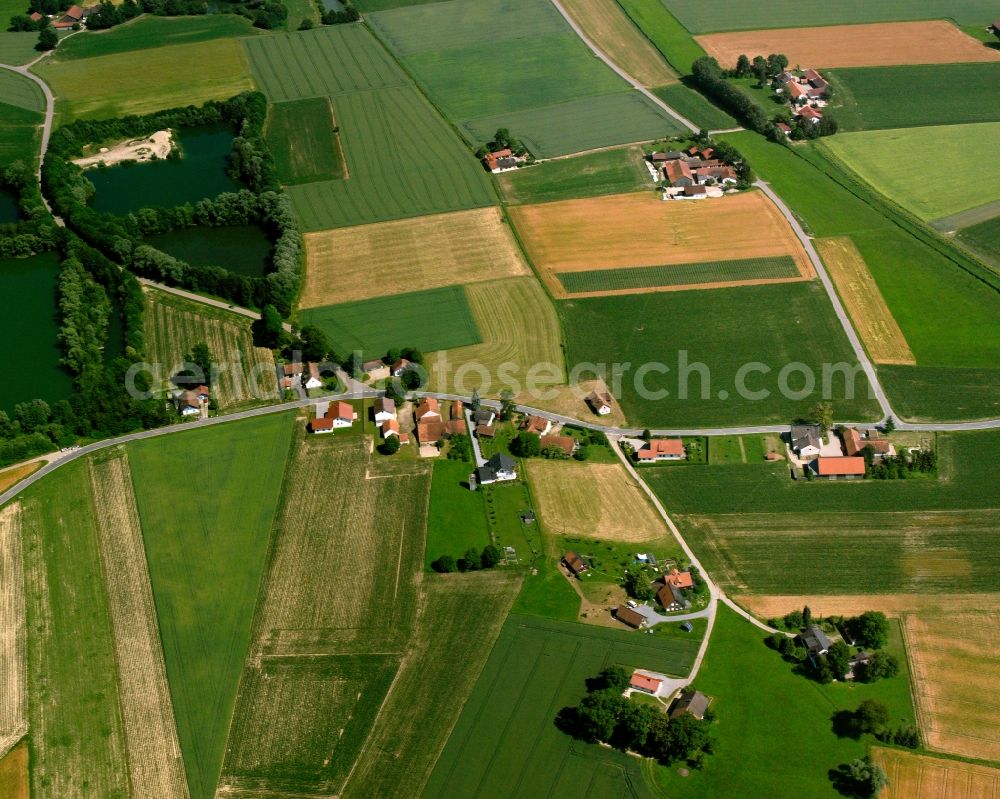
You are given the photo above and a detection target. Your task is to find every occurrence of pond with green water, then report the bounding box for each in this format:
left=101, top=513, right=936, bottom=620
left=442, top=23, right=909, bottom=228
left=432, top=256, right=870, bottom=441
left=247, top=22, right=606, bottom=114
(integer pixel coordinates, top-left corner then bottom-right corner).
left=0, top=188, right=20, bottom=225
left=86, top=124, right=240, bottom=216
left=0, top=252, right=74, bottom=413
left=144, top=224, right=273, bottom=277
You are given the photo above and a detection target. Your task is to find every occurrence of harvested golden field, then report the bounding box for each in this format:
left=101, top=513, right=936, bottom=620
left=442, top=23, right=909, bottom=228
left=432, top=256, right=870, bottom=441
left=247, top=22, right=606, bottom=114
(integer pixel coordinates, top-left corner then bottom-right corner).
left=738, top=594, right=1000, bottom=763
left=0, top=742, right=28, bottom=799
left=515, top=379, right=628, bottom=428
left=427, top=277, right=564, bottom=396
left=89, top=454, right=189, bottom=799
left=508, top=190, right=812, bottom=297
left=145, top=288, right=278, bottom=409
left=817, top=236, right=915, bottom=365
left=876, top=747, right=1000, bottom=799
left=526, top=460, right=668, bottom=542
left=0, top=504, right=26, bottom=755
left=0, top=463, right=40, bottom=496
left=300, top=207, right=529, bottom=308
left=695, top=21, right=1000, bottom=69
left=559, top=0, right=676, bottom=86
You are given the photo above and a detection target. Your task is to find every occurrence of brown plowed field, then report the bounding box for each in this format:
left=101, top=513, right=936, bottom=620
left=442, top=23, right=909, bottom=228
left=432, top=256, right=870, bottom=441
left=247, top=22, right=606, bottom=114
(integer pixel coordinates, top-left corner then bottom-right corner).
left=300, top=207, right=529, bottom=308
left=508, top=190, right=813, bottom=297
left=696, top=21, right=1000, bottom=69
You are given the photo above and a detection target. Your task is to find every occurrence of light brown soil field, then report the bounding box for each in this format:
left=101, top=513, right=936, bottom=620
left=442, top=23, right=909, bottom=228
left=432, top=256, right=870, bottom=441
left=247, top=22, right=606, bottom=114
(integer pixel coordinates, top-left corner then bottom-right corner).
left=0, top=742, right=28, bottom=799
left=426, top=277, right=564, bottom=396
left=526, top=460, right=668, bottom=542
left=559, top=0, right=677, bottom=86
left=696, top=21, right=1000, bottom=69
left=738, top=593, right=1000, bottom=763
left=816, top=236, right=915, bottom=365
left=0, top=463, right=40, bottom=496
left=144, top=288, right=278, bottom=409
left=508, top=190, right=813, bottom=297
left=89, top=454, right=190, bottom=799
left=300, top=207, right=530, bottom=308
left=876, top=747, right=1000, bottom=799
left=341, top=571, right=523, bottom=799
left=0, top=504, right=26, bottom=755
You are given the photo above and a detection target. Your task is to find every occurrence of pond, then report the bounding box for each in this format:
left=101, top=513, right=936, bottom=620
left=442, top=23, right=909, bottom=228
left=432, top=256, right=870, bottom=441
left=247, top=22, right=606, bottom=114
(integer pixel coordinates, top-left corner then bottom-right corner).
left=86, top=124, right=241, bottom=216
left=0, top=188, right=20, bottom=225
left=0, top=252, right=74, bottom=414
left=143, top=224, right=273, bottom=277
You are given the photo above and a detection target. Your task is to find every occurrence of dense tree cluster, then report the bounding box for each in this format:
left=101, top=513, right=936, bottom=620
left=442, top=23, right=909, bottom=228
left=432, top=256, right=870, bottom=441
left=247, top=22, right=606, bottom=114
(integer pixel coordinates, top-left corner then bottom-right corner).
left=315, top=0, right=358, bottom=25
left=691, top=56, right=782, bottom=140
left=0, top=161, right=60, bottom=258
left=862, top=446, right=936, bottom=479
left=830, top=754, right=889, bottom=798
left=57, top=256, right=111, bottom=373
left=475, top=127, right=529, bottom=159
left=431, top=544, right=504, bottom=573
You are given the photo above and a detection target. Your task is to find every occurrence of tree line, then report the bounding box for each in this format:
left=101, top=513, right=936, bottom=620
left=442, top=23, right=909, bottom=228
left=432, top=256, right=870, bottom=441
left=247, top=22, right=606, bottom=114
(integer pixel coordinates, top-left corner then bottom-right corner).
left=0, top=161, right=59, bottom=259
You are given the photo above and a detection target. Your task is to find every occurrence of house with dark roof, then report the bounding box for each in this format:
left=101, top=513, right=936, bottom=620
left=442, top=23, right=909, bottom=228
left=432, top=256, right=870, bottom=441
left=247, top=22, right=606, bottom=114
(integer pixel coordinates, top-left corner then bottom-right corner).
left=651, top=150, right=685, bottom=162
left=615, top=605, right=647, bottom=629
left=476, top=453, right=517, bottom=485
left=657, top=581, right=690, bottom=612
left=790, top=424, right=822, bottom=457
left=473, top=407, right=496, bottom=426
left=670, top=689, right=709, bottom=720
left=845, top=651, right=872, bottom=681
left=586, top=390, right=614, bottom=416
left=799, top=625, right=831, bottom=658
left=681, top=184, right=708, bottom=199
left=563, top=550, right=590, bottom=576
left=362, top=359, right=390, bottom=380
left=373, top=396, right=396, bottom=423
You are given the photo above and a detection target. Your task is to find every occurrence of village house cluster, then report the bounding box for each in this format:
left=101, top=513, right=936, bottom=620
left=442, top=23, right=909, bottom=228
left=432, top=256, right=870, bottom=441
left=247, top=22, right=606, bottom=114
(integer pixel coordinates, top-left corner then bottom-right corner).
left=649, top=145, right=739, bottom=200
left=481, top=147, right=527, bottom=174
left=774, top=68, right=830, bottom=133
left=28, top=3, right=95, bottom=28
left=790, top=423, right=897, bottom=479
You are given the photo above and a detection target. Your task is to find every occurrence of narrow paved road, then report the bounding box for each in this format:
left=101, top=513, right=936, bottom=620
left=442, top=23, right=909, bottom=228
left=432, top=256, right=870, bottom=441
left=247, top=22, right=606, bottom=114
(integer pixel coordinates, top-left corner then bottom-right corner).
left=138, top=278, right=295, bottom=332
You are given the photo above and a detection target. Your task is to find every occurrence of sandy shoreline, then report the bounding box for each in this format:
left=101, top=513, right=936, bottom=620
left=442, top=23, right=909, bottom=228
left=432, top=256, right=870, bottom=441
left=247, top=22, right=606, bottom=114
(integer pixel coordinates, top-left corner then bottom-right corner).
left=73, top=130, right=174, bottom=169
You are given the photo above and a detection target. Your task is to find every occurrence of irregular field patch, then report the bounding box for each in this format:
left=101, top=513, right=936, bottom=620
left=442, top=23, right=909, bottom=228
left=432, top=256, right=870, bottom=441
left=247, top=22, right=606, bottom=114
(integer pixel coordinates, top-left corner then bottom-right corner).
left=0, top=32, right=37, bottom=67
left=144, top=288, right=279, bottom=409
left=0, top=70, right=45, bottom=113
left=653, top=83, right=736, bottom=130
left=426, top=277, right=565, bottom=396
left=266, top=97, right=346, bottom=185
left=0, top=103, right=41, bottom=167
left=616, top=0, right=706, bottom=75
left=815, top=236, right=914, bottom=365
left=35, top=38, right=254, bottom=122
left=0, top=504, right=25, bottom=753
left=300, top=207, right=528, bottom=307
left=876, top=748, right=1000, bottom=799
left=0, top=463, right=39, bottom=496
left=510, top=190, right=812, bottom=296
left=878, top=365, right=1000, bottom=424
left=497, top=146, right=650, bottom=205
left=0, top=741, right=27, bottom=799
left=525, top=460, right=668, bottom=542
left=300, top=285, right=481, bottom=360
left=697, top=21, right=1000, bottom=68
left=89, top=454, right=188, bottom=799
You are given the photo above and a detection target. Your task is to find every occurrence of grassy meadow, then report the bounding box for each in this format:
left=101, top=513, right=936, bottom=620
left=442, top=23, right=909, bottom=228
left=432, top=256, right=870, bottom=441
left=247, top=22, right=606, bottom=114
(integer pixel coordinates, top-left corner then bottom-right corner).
left=958, top=213, right=1000, bottom=266
left=827, top=63, right=1000, bottom=130
left=36, top=37, right=254, bottom=122
left=556, top=256, right=801, bottom=293
left=266, top=97, right=346, bottom=185
left=497, top=146, right=650, bottom=205
left=877, top=364, right=1000, bottom=422
left=0, top=32, right=37, bottom=66
left=128, top=414, right=294, bottom=799
left=654, top=82, right=737, bottom=129
left=559, top=281, right=881, bottom=427
left=0, top=103, right=41, bottom=167
left=616, top=0, right=706, bottom=73
left=0, top=69, right=44, bottom=112
left=425, top=459, right=490, bottom=568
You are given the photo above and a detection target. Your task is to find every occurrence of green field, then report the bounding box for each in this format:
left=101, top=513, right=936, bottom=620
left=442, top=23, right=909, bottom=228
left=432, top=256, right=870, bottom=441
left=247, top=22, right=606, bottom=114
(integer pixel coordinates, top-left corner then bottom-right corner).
left=660, top=0, right=1000, bottom=33
left=425, top=459, right=490, bottom=569
left=498, top=146, right=649, bottom=205
left=300, top=285, right=481, bottom=361
left=722, top=133, right=1000, bottom=380
left=129, top=414, right=294, bottom=799
left=616, top=0, right=706, bottom=74
left=422, top=614, right=700, bottom=799
left=877, top=364, right=1000, bottom=422
left=462, top=91, right=686, bottom=159
left=19, top=460, right=130, bottom=798
left=266, top=97, right=345, bottom=185
left=827, top=64, right=1000, bottom=131
left=557, top=256, right=800, bottom=292
left=355, top=0, right=439, bottom=8
left=651, top=606, right=914, bottom=798
left=0, top=68, right=44, bottom=112
left=823, top=123, right=1000, bottom=221
left=958, top=212, right=1000, bottom=257
left=53, top=14, right=262, bottom=61
left=0, top=32, right=38, bottom=66
left=707, top=434, right=767, bottom=464
left=0, top=102, right=40, bottom=166
left=559, top=281, right=881, bottom=427
left=654, top=82, right=737, bottom=129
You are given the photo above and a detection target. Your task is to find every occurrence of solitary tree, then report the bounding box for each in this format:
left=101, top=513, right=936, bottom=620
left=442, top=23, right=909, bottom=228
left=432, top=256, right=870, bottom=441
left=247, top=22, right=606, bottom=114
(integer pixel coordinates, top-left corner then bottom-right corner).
left=298, top=324, right=329, bottom=362
left=809, top=401, right=834, bottom=433
left=825, top=641, right=851, bottom=681
left=751, top=55, right=768, bottom=84
left=252, top=304, right=288, bottom=349
left=735, top=53, right=751, bottom=77
left=853, top=611, right=890, bottom=649
left=378, top=434, right=400, bottom=456
left=853, top=699, right=890, bottom=736
left=499, top=388, right=516, bottom=421
left=802, top=605, right=812, bottom=626
left=883, top=415, right=896, bottom=433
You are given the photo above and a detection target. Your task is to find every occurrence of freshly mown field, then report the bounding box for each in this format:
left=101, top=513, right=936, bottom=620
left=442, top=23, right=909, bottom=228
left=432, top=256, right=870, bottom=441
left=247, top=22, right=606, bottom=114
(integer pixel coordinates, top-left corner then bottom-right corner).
left=300, top=207, right=528, bottom=307
left=510, top=190, right=812, bottom=297
left=876, top=748, right=1000, bottom=799
left=826, top=63, right=1000, bottom=131
left=0, top=103, right=40, bottom=167
left=650, top=606, right=914, bottom=799
left=425, top=459, right=490, bottom=568
left=616, top=0, right=706, bottom=74
left=721, top=133, right=1000, bottom=390
left=19, top=461, right=129, bottom=799
left=0, top=69, right=44, bottom=113
left=822, top=123, right=1000, bottom=222
left=560, top=281, right=880, bottom=427
left=696, top=20, right=1000, bottom=70
left=957, top=213, right=1000, bottom=261
left=425, top=277, right=564, bottom=396
left=266, top=97, right=345, bottom=185
left=556, top=256, right=802, bottom=295
left=878, top=365, right=1000, bottom=422
left=653, top=83, right=736, bottom=129
left=342, top=572, right=522, bottom=799
left=423, top=614, right=700, bottom=799
left=497, top=146, right=650, bottom=205
left=144, top=288, right=279, bottom=409
left=815, top=237, right=915, bottom=365
left=36, top=38, right=254, bottom=122
left=660, top=0, right=1000, bottom=33
left=558, top=0, right=677, bottom=86
left=0, top=32, right=37, bottom=66
left=525, top=460, right=668, bottom=542
left=89, top=453, right=188, bottom=799
left=53, top=14, right=262, bottom=61
left=129, top=414, right=294, bottom=799
left=0, top=742, right=27, bottom=799
left=300, top=285, right=481, bottom=360
left=0, top=504, right=25, bottom=753
left=460, top=91, right=685, bottom=159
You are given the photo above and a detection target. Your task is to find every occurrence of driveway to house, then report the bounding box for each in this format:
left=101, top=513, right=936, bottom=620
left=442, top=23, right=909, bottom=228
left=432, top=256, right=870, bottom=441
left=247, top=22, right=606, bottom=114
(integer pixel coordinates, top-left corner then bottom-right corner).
left=635, top=602, right=712, bottom=627
left=464, top=408, right=487, bottom=467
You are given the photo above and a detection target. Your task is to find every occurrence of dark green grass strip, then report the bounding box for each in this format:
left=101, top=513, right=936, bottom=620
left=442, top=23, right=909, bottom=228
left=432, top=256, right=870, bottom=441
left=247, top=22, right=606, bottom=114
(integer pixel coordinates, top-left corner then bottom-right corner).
left=557, top=256, right=799, bottom=293
left=267, top=97, right=346, bottom=185
left=300, top=285, right=481, bottom=358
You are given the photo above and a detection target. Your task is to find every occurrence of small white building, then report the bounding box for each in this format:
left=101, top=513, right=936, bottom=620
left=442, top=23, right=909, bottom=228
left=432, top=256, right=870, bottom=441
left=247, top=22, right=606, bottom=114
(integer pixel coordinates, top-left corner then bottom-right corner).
left=373, top=397, right=397, bottom=424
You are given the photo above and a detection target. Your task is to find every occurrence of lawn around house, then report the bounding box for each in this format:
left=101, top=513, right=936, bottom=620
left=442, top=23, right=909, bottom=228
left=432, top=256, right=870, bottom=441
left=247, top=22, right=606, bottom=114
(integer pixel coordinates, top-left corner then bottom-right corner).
left=426, top=458, right=490, bottom=569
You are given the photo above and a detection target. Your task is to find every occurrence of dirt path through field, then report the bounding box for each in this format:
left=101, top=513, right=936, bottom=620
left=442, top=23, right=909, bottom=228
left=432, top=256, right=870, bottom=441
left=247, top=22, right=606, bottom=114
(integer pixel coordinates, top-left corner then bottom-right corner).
left=0, top=504, right=26, bottom=758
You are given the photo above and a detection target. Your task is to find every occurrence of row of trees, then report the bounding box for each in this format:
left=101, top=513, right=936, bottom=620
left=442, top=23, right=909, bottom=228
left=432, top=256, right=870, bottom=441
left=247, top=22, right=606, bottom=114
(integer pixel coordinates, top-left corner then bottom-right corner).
left=0, top=161, right=59, bottom=259
left=691, top=56, right=785, bottom=141
left=864, top=448, right=936, bottom=480
left=57, top=256, right=111, bottom=374
left=431, top=544, right=503, bottom=573
left=556, top=667, right=713, bottom=767
left=732, top=52, right=789, bottom=83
